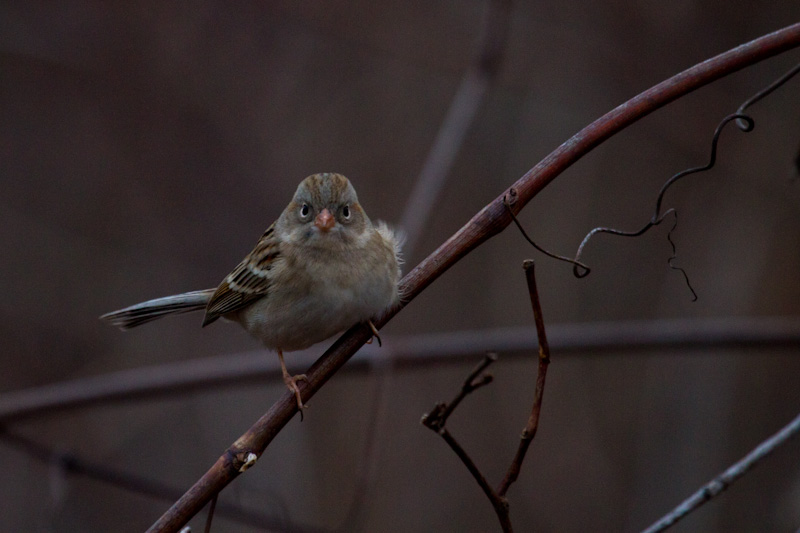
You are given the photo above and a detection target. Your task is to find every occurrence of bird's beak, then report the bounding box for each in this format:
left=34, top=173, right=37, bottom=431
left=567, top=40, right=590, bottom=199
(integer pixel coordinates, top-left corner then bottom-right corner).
left=314, top=208, right=335, bottom=232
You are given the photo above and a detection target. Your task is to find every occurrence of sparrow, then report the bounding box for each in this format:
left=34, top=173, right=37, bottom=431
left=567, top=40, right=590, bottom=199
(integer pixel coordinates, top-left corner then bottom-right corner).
left=102, top=173, right=402, bottom=412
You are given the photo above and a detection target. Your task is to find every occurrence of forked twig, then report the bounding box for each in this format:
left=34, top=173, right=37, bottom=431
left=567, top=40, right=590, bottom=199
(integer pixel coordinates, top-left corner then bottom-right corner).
left=421, top=353, right=511, bottom=532
left=422, top=259, right=555, bottom=531
left=422, top=353, right=497, bottom=431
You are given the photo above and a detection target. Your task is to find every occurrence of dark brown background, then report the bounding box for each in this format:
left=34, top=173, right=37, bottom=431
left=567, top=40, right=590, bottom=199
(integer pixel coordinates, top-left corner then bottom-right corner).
left=1, top=2, right=800, bottom=531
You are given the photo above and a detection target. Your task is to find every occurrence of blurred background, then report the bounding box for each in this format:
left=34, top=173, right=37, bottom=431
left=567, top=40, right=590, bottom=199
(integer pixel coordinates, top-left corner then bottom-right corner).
left=1, top=2, right=800, bottom=531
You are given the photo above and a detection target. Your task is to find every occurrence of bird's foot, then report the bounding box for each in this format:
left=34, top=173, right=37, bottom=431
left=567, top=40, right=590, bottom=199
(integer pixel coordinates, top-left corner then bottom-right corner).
left=283, top=373, right=309, bottom=418
left=365, top=320, right=382, bottom=347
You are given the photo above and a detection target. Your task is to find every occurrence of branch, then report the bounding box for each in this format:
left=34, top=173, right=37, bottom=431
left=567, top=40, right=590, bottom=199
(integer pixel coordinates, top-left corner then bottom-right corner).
left=641, top=411, right=800, bottom=533
left=144, top=23, right=800, bottom=531
left=497, top=260, right=551, bottom=496
left=2, top=316, right=799, bottom=423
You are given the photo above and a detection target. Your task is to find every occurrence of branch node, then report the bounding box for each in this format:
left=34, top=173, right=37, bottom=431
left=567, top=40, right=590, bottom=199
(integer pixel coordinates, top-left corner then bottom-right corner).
left=504, top=187, right=518, bottom=207
left=234, top=451, right=258, bottom=473
left=500, top=496, right=510, bottom=512
left=420, top=403, right=448, bottom=431
left=469, top=373, right=494, bottom=391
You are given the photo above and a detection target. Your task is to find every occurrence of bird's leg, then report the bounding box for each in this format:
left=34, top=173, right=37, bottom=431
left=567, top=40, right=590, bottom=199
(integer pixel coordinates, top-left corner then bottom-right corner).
left=278, top=349, right=308, bottom=415
left=365, top=320, right=382, bottom=347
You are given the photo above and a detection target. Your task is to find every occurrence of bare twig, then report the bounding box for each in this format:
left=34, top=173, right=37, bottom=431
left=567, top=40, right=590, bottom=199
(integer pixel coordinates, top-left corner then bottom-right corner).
left=334, top=361, right=391, bottom=533
left=641, top=411, right=800, bottom=533
left=203, top=494, right=217, bottom=533
left=0, top=428, right=320, bottom=532
left=421, top=353, right=497, bottom=431
left=2, top=316, right=799, bottom=424
left=440, top=427, right=512, bottom=533
left=421, top=354, right=511, bottom=532
left=497, top=261, right=551, bottom=496
left=421, top=260, right=556, bottom=530
left=400, top=0, right=511, bottom=258
left=143, top=23, right=800, bottom=531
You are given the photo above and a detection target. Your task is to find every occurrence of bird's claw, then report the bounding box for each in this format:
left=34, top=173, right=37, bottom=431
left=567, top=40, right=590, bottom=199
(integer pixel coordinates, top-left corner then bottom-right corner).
left=284, top=373, right=309, bottom=418
left=366, top=320, right=382, bottom=347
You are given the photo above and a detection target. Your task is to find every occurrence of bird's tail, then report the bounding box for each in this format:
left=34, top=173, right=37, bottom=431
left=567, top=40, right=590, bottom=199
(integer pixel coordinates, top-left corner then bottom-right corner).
left=100, top=289, right=216, bottom=329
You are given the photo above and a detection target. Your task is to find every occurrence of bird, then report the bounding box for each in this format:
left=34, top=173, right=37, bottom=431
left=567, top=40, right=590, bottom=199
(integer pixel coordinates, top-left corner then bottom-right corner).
left=101, top=173, right=402, bottom=413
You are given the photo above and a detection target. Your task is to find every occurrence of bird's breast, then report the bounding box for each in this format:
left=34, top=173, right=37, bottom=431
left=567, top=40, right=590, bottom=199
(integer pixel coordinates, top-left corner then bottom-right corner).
left=235, top=241, right=397, bottom=352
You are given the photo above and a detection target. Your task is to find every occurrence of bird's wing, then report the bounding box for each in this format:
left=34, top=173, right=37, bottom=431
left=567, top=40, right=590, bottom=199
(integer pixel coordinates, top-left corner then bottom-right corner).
left=202, top=224, right=280, bottom=326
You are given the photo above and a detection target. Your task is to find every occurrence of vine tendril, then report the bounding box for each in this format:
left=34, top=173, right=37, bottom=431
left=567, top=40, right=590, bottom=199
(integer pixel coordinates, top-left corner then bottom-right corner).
left=507, top=61, right=800, bottom=300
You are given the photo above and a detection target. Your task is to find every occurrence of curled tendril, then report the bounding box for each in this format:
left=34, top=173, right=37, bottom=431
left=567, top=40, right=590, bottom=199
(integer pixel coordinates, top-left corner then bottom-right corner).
left=507, top=61, right=800, bottom=299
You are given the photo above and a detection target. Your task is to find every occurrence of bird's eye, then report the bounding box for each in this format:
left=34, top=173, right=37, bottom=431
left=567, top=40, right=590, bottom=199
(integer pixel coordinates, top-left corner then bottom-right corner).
left=299, top=204, right=311, bottom=219
left=342, top=205, right=351, bottom=219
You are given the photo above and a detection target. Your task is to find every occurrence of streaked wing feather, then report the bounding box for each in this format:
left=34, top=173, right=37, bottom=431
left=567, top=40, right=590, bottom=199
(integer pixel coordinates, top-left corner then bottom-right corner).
left=202, top=224, right=279, bottom=325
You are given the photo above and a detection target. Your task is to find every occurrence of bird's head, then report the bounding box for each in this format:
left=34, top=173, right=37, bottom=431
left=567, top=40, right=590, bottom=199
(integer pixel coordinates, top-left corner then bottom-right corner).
left=278, top=173, right=371, bottom=250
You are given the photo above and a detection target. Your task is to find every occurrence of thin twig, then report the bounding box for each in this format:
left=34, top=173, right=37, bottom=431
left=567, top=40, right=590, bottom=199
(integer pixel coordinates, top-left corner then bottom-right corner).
left=641, top=411, right=800, bottom=533
left=148, top=24, right=800, bottom=531
left=440, top=428, right=512, bottom=533
left=0, top=427, right=320, bottom=532
left=203, top=494, right=217, bottom=533
left=497, top=261, right=551, bottom=496
left=421, top=353, right=511, bottom=532
left=422, top=353, right=497, bottom=431
left=334, top=360, right=391, bottom=533
left=400, top=0, right=511, bottom=259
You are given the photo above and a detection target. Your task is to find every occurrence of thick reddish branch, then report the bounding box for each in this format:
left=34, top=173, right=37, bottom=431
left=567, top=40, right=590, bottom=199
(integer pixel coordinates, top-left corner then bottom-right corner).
left=148, top=23, right=800, bottom=532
